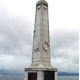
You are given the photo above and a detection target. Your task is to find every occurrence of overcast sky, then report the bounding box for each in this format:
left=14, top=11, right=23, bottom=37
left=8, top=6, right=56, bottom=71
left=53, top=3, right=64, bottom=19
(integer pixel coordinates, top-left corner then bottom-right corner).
left=0, top=0, right=79, bottom=73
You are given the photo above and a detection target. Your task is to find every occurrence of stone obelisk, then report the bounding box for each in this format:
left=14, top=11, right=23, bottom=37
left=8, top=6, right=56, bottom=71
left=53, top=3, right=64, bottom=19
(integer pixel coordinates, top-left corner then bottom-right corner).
left=24, top=0, right=58, bottom=80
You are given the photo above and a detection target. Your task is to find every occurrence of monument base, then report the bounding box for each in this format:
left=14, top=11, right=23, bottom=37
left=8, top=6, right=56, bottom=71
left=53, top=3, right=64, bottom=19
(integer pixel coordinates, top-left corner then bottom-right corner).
left=24, top=69, right=57, bottom=80
left=24, top=64, right=57, bottom=80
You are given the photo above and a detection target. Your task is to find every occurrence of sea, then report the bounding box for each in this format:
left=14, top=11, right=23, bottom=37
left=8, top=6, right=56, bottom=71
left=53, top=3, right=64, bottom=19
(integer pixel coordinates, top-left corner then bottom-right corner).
left=0, top=76, right=79, bottom=80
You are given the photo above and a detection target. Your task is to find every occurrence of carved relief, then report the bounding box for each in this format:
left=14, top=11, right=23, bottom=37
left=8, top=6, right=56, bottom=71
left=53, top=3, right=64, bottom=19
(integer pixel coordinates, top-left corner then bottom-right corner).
left=33, top=42, right=40, bottom=52
left=43, top=3, right=48, bottom=10
left=37, top=3, right=42, bottom=10
left=43, top=41, right=49, bottom=52
left=34, top=48, right=39, bottom=52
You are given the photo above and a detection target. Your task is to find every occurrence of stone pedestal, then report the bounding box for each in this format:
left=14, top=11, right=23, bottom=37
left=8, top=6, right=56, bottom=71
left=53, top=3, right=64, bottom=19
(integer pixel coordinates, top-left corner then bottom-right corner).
left=24, top=71, right=57, bottom=80
left=24, top=68, right=57, bottom=80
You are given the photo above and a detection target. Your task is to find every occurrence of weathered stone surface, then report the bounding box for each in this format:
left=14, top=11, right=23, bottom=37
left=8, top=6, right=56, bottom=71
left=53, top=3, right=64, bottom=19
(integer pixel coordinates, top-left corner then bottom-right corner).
left=32, top=0, right=50, bottom=64
left=24, top=0, right=58, bottom=80
left=55, top=72, right=57, bottom=80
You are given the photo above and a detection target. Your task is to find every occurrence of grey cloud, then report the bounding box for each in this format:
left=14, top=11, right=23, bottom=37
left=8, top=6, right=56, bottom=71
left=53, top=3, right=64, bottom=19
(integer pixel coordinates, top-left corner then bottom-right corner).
left=0, top=55, right=31, bottom=72
left=0, top=6, right=33, bottom=71
left=50, top=26, right=79, bottom=57
left=0, top=8, right=33, bottom=57
left=50, top=27, right=78, bottom=50
left=0, top=5, right=79, bottom=72
left=50, top=26, right=79, bottom=72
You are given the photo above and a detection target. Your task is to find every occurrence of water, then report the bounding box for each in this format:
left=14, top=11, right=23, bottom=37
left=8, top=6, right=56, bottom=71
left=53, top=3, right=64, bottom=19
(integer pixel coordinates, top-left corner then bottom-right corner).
left=58, top=76, right=79, bottom=80
left=0, top=76, right=79, bottom=80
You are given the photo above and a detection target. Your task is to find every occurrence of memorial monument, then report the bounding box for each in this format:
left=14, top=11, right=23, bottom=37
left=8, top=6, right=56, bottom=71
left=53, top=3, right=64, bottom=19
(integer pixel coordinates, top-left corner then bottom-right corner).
left=24, top=0, right=58, bottom=80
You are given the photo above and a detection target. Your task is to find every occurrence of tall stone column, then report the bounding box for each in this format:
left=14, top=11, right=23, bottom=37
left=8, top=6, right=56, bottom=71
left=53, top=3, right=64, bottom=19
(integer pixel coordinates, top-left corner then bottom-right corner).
left=31, top=0, right=51, bottom=67
left=24, top=0, right=58, bottom=80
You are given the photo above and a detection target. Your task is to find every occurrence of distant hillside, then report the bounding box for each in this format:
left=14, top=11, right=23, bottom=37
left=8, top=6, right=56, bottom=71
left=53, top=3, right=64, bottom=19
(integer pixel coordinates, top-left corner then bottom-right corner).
left=0, top=69, right=79, bottom=76
left=58, top=72, right=79, bottom=76
left=0, top=69, right=23, bottom=75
